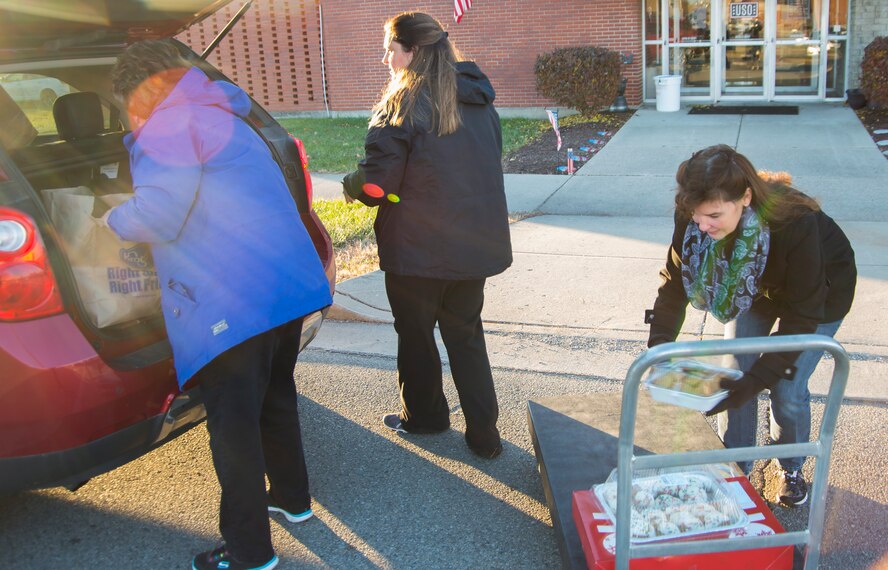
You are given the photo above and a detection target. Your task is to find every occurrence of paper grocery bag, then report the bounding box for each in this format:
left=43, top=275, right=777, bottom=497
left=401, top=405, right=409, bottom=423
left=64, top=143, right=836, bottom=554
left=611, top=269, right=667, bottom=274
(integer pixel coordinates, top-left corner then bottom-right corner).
left=46, top=188, right=161, bottom=328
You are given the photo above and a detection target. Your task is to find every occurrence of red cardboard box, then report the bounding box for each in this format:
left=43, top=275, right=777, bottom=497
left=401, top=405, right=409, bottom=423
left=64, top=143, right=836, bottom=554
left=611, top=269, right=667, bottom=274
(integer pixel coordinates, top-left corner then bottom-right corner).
left=572, top=476, right=794, bottom=569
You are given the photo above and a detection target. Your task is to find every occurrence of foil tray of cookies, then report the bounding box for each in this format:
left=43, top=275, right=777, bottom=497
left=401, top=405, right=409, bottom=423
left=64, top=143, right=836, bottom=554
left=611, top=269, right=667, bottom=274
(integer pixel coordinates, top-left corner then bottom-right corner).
left=644, top=359, right=744, bottom=412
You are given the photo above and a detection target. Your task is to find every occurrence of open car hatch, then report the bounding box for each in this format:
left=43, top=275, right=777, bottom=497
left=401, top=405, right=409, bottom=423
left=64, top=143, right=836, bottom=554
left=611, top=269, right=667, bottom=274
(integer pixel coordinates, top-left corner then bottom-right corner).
left=0, top=0, right=239, bottom=61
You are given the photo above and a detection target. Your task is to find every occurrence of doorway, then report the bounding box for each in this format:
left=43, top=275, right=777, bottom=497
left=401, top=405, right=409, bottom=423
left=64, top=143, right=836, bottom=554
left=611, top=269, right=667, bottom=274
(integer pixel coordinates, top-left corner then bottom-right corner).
left=643, top=0, right=849, bottom=103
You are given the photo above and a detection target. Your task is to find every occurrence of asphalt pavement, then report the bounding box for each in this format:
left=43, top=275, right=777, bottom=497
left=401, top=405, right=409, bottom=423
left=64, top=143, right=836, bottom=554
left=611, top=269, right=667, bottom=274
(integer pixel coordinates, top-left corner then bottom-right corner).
left=310, top=103, right=888, bottom=569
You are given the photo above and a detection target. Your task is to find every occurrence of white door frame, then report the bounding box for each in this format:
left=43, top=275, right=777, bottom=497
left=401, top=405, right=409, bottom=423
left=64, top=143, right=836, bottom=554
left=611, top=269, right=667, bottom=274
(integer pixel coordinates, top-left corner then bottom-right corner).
left=771, top=0, right=829, bottom=101
left=715, top=0, right=769, bottom=101
left=649, top=0, right=843, bottom=103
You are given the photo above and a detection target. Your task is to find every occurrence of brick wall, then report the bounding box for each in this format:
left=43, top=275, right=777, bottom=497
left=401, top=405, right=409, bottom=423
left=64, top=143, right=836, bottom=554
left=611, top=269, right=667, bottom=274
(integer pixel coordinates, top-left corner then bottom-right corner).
left=177, top=1, right=886, bottom=112
left=179, top=0, right=643, bottom=114
left=322, top=0, right=643, bottom=111
left=848, top=0, right=888, bottom=89
left=178, top=0, right=327, bottom=112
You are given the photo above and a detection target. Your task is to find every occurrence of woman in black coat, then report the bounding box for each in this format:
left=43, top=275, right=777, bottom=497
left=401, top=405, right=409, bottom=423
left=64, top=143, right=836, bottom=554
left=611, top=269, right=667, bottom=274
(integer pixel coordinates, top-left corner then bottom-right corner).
left=343, top=12, right=511, bottom=458
left=647, top=145, right=856, bottom=506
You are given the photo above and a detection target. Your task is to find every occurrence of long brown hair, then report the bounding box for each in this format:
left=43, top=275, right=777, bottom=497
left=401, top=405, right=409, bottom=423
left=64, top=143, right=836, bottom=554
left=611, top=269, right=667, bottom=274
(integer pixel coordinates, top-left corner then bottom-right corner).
left=674, top=144, right=820, bottom=226
left=370, top=12, right=461, bottom=136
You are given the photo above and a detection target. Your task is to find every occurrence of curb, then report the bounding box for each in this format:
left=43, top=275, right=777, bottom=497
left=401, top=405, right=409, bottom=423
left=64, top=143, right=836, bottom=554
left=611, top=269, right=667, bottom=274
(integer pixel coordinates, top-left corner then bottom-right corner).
left=328, top=273, right=393, bottom=324
left=326, top=300, right=392, bottom=324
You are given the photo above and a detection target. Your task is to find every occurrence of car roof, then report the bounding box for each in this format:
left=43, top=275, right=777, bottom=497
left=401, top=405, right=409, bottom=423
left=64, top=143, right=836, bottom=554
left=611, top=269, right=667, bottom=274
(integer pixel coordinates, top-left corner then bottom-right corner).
left=0, top=0, right=236, bottom=62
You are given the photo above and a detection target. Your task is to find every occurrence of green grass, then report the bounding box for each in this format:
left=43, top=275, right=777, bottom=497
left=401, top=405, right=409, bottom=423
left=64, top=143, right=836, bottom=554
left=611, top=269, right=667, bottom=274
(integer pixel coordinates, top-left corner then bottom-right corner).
left=278, top=117, right=368, bottom=173
left=500, top=118, right=548, bottom=154
left=278, top=117, right=548, bottom=172
left=312, top=198, right=380, bottom=281
left=311, top=198, right=376, bottom=247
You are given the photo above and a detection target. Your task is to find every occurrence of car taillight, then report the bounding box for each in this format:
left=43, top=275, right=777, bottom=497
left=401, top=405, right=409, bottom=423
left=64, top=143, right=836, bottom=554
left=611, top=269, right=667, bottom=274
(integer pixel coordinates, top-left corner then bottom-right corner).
left=0, top=207, right=64, bottom=321
left=291, top=136, right=313, bottom=207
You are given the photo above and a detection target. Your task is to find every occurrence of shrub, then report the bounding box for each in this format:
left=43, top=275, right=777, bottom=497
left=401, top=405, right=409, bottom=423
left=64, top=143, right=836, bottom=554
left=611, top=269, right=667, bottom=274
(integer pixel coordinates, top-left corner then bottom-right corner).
left=860, top=36, right=888, bottom=108
left=535, top=46, right=622, bottom=116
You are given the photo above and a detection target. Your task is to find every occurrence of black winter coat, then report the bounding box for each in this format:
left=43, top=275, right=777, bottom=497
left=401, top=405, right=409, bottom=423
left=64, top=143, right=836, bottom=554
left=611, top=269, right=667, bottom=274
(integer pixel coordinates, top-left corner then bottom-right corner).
left=648, top=207, right=856, bottom=387
left=348, top=61, right=512, bottom=280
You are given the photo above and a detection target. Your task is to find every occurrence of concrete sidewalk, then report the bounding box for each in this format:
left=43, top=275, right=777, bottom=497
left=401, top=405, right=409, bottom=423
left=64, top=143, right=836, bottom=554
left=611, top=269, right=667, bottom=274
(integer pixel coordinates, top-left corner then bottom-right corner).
left=315, top=104, right=888, bottom=402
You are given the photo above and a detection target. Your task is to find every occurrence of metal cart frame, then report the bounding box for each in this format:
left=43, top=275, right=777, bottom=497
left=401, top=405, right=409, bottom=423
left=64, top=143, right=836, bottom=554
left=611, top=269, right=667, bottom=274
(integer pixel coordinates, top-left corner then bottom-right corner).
left=613, top=333, right=850, bottom=570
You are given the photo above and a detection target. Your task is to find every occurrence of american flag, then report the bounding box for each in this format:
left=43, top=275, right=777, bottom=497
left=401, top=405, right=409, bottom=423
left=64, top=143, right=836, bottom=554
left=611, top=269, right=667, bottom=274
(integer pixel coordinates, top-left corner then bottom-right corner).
left=546, top=109, right=562, bottom=151
left=454, top=0, right=472, bottom=23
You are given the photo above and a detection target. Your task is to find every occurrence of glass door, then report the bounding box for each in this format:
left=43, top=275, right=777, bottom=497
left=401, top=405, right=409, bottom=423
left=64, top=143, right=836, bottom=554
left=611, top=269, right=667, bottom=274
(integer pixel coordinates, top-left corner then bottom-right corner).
left=666, top=0, right=714, bottom=98
left=721, top=0, right=767, bottom=98
left=643, top=0, right=664, bottom=100
left=824, top=0, right=849, bottom=98
left=772, top=0, right=822, bottom=98
left=643, top=0, right=849, bottom=103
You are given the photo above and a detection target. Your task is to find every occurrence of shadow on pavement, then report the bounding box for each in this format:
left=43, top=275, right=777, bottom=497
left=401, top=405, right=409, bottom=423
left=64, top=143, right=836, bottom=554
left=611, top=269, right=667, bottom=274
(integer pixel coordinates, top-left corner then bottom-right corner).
left=293, top=394, right=558, bottom=568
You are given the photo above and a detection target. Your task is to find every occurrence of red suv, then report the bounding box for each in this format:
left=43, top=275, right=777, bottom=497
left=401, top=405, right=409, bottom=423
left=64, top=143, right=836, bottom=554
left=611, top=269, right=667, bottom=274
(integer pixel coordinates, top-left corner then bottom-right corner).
left=0, top=1, right=335, bottom=493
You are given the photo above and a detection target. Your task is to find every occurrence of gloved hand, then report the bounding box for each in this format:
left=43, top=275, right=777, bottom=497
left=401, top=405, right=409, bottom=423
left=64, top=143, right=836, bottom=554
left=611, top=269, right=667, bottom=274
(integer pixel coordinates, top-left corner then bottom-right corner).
left=341, top=170, right=365, bottom=201
left=705, top=372, right=767, bottom=416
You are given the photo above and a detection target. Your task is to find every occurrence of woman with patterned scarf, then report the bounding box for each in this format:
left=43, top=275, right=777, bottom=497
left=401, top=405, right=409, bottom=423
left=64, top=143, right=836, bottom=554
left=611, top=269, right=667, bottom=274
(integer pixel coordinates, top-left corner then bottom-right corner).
left=647, top=144, right=856, bottom=508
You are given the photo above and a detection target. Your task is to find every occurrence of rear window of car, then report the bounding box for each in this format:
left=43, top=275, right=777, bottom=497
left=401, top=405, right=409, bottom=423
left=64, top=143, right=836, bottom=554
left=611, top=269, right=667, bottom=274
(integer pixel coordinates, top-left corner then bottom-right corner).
left=0, top=73, right=84, bottom=137
left=1, top=71, right=126, bottom=154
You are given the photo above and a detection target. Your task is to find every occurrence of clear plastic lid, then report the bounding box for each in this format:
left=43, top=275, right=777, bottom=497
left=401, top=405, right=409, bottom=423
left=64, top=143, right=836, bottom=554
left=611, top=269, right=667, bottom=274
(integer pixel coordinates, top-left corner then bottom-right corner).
left=592, top=467, right=749, bottom=543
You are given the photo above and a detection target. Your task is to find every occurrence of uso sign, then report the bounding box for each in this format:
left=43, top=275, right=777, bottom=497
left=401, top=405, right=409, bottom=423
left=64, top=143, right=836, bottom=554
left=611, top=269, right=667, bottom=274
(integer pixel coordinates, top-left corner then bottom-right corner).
left=730, top=2, right=759, bottom=18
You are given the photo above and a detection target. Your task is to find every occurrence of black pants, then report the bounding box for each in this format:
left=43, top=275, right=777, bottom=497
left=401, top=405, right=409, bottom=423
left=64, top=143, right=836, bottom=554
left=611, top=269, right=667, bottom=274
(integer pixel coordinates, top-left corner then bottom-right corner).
left=384, top=273, right=500, bottom=450
left=195, top=318, right=309, bottom=565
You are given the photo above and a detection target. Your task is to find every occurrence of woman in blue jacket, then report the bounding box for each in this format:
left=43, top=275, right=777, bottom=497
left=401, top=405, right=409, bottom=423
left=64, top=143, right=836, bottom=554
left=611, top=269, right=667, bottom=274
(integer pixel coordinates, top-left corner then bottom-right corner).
left=107, top=39, right=331, bottom=570
left=343, top=12, right=512, bottom=459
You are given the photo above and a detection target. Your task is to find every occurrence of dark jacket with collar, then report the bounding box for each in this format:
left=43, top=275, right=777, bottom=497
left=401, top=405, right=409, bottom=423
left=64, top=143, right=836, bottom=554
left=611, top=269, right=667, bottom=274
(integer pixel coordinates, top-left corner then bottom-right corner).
left=345, top=61, right=512, bottom=280
left=648, top=205, right=856, bottom=386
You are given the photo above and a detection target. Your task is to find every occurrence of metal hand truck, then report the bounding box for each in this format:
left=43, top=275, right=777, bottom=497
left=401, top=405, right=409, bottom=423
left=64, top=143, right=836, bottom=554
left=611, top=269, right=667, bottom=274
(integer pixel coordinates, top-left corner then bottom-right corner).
left=612, top=333, right=849, bottom=570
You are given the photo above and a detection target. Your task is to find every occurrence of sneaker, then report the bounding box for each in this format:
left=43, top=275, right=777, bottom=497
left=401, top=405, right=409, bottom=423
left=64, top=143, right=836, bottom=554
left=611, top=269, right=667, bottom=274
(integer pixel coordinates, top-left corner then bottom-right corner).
left=776, top=469, right=808, bottom=506
left=467, top=441, right=503, bottom=459
left=267, top=496, right=314, bottom=523
left=382, top=412, right=449, bottom=434
left=382, top=413, right=408, bottom=433
left=192, top=545, right=278, bottom=570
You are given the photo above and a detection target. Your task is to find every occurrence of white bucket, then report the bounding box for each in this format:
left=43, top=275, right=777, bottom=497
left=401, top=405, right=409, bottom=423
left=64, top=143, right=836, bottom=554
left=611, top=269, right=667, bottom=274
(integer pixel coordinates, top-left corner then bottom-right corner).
left=655, top=75, right=682, bottom=112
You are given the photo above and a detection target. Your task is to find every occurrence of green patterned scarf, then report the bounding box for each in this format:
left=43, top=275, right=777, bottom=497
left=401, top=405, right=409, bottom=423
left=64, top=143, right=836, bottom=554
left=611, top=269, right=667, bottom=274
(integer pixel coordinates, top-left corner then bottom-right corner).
left=680, top=207, right=770, bottom=323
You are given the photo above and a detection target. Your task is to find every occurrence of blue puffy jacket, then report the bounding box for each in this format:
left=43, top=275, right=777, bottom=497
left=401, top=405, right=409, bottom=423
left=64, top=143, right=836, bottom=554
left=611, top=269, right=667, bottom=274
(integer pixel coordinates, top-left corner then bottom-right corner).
left=109, top=67, right=332, bottom=387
